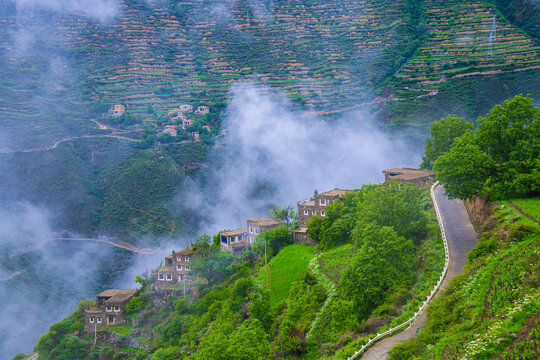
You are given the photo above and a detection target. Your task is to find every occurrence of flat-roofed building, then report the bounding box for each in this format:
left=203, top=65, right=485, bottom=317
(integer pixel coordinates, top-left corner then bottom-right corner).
left=221, top=217, right=283, bottom=255
left=382, top=168, right=435, bottom=187
left=297, top=188, right=352, bottom=227
left=153, top=246, right=198, bottom=292
left=246, top=217, right=282, bottom=243
left=84, top=289, right=139, bottom=333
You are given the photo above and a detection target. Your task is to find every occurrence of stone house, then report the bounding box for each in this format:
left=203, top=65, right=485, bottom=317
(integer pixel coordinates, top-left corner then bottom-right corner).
left=195, top=106, right=209, bottom=115
left=182, top=119, right=193, bottom=129
left=382, top=168, right=435, bottom=187
left=163, top=125, right=177, bottom=137
left=180, top=104, right=193, bottom=112
left=297, top=188, right=352, bottom=227
left=221, top=217, right=283, bottom=255
left=220, top=227, right=249, bottom=255
left=246, top=217, right=283, bottom=243
left=84, top=289, right=139, bottom=333
left=112, top=104, right=125, bottom=117
left=153, top=246, right=198, bottom=292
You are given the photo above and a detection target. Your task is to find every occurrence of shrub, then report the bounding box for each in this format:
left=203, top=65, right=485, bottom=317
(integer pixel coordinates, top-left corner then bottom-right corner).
left=507, top=222, right=536, bottom=242
left=468, top=238, right=498, bottom=260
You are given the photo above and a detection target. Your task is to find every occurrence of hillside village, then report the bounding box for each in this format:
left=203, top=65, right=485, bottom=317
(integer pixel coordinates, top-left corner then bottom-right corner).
left=107, top=102, right=213, bottom=143
left=83, top=168, right=435, bottom=334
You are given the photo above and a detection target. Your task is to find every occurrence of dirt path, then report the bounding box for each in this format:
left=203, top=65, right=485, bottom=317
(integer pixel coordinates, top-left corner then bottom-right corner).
left=360, top=185, right=477, bottom=360
left=507, top=201, right=540, bottom=225
left=9, top=237, right=159, bottom=257
left=0, top=134, right=140, bottom=154
left=316, top=256, right=343, bottom=344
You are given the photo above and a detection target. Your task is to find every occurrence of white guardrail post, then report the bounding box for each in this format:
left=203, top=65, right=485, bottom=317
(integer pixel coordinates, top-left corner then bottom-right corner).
left=347, top=182, right=449, bottom=360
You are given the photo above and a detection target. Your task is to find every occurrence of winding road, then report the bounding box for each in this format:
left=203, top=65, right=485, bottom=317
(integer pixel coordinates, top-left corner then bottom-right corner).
left=360, top=184, right=477, bottom=359
left=0, top=133, right=140, bottom=154
left=8, top=237, right=159, bottom=258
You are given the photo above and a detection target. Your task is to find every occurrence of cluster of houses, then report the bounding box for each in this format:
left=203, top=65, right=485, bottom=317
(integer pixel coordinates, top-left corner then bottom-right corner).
left=162, top=104, right=210, bottom=141
left=108, top=103, right=211, bottom=142
left=83, top=168, right=435, bottom=333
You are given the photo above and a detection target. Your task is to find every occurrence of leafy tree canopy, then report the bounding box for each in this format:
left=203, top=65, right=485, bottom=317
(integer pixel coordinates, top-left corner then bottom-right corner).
left=434, top=94, right=540, bottom=200
left=420, top=115, right=473, bottom=170
left=191, top=234, right=235, bottom=285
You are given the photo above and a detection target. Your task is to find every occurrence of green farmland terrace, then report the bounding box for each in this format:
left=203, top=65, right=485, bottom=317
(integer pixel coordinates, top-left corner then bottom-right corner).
left=393, top=0, right=540, bottom=100
left=0, top=0, right=538, bottom=141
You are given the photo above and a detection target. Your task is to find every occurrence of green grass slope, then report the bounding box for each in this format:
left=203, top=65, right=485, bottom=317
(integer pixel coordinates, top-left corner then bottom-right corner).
left=259, top=244, right=316, bottom=307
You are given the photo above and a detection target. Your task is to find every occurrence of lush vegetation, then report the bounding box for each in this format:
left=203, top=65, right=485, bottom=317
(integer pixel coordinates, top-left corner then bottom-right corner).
left=430, top=95, right=540, bottom=200
left=34, top=300, right=94, bottom=360
left=30, top=182, right=445, bottom=359
left=388, top=198, right=540, bottom=360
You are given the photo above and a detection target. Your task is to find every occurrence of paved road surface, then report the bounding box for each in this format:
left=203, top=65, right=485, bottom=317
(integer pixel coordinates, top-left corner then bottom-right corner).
left=360, top=185, right=477, bottom=359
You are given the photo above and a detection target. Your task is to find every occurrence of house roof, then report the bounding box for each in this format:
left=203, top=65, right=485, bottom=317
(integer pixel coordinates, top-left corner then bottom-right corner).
left=221, top=227, right=248, bottom=237
left=154, top=266, right=174, bottom=272
left=247, top=217, right=282, bottom=226
left=299, top=200, right=315, bottom=206
left=383, top=168, right=435, bottom=180
left=97, top=289, right=138, bottom=303
left=177, top=246, right=197, bottom=255
left=85, top=307, right=104, bottom=314
left=319, top=188, right=352, bottom=197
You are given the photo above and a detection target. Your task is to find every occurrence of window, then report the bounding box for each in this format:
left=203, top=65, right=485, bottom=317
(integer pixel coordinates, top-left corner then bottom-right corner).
left=185, top=256, right=189, bottom=261
left=177, top=256, right=182, bottom=261
left=249, top=227, right=253, bottom=233
left=312, top=210, right=316, bottom=215
left=166, top=274, right=172, bottom=281
left=185, top=266, right=189, bottom=271
left=320, top=199, right=326, bottom=206
left=177, top=265, right=182, bottom=270
left=89, top=317, right=94, bottom=323
left=97, top=317, right=102, bottom=324
left=180, top=274, right=185, bottom=281
left=255, top=228, right=258, bottom=234
left=158, top=274, right=164, bottom=280
left=304, top=210, right=309, bottom=215
left=113, top=306, right=120, bottom=312
left=106, top=306, right=112, bottom=312
left=321, top=211, right=326, bottom=216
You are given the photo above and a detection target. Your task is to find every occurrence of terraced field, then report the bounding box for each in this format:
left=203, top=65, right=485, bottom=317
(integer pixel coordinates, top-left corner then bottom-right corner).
left=393, top=0, right=540, bottom=100
left=0, top=0, right=539, bottom=141
left=79, top=0, right=407, bottom=117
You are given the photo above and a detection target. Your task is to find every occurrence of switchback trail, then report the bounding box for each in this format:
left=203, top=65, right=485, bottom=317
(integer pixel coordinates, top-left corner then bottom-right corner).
left=360, top=185, right=477, bottom=360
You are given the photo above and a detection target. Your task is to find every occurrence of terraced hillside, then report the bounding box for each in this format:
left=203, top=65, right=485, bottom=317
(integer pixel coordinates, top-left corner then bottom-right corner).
left=81, top=0, right=408, bottom=117
left=0, top=0, right=539, bottom=145
left=393, top=0, right=540, bottom=100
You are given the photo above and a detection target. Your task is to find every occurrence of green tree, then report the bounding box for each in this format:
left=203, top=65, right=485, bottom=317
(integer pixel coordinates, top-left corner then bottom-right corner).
left=342, top=225, right=414, bottom=319
left=434, top=95, right=540, bottom=200
left=269, top=204, right=298, bottom=230
left=226, top=319, right=273, bottom=360
left=420, top=115, right=474, bottom=170
left=191, top=234, right=234, bottom=285
left=359, top=183, right=428, bottom=243
left=248, top=283, right=272, bottom=330
left=434, top=133, right=494, bottom=199
left=151, top=346, right=180, bottom=360
left=306, top=215, right=322, bottom=243
left=253, top=225, right=291, bottom=258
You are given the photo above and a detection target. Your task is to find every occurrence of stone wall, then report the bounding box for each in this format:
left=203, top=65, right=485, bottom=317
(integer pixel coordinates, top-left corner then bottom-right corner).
left=464, top=196, right=495, bottom=232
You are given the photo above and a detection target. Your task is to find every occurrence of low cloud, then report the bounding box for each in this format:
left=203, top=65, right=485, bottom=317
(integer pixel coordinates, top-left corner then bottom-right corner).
left=0, top=203, right=114, bottom=357
left=177, top=82, right=420, bottom=234
left=15, top=0, right=120, bottom=23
